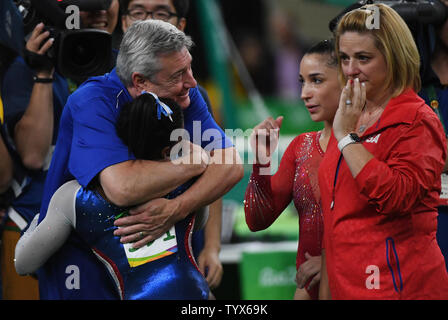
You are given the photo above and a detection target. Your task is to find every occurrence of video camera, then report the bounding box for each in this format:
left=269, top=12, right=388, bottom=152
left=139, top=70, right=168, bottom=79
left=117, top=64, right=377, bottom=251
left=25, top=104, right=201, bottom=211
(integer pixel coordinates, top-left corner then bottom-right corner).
left=14, top=0, right=113, bottom=82
left=329, top=0, right=448, bottom=31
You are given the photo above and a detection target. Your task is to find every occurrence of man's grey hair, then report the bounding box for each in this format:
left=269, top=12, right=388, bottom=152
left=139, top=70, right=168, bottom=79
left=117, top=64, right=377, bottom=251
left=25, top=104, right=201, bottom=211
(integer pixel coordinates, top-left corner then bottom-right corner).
left=116, top=20, right=194, bottom=87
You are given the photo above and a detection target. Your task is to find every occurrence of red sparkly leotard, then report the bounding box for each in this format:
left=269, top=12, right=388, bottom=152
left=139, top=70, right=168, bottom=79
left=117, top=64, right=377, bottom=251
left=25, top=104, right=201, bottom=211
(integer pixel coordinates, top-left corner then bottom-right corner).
left=244, top=131, right=324, bottom=300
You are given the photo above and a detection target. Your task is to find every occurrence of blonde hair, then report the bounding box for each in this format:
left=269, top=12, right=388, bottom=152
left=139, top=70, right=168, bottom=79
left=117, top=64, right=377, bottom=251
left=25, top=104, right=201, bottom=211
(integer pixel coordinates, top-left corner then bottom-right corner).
left=334, top=3, right=421, bottom=97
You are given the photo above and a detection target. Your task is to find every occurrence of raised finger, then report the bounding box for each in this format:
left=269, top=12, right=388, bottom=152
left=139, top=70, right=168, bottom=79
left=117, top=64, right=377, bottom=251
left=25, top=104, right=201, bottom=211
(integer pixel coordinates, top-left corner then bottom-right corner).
left=347, top=78, right=353, bottom=100
left=121, top=232, right=150, bottom=246
left=253, top=128, right=269, bottom=138
left=296, top=269, right=306, bottom=288
left=132, top=233, right=159, bottom=249
left=353, top=78, right=363, bottom=111
left=266, top=117, right=281, bottom=130
left=129, top=203, right=151, bottom=215
left=205, top=267, right=215, bottom=284
left=114, top=212, right=147, bottom=226
left=297, top=276, right=306, bottom=289
left=37, top=38, right=54, bottom=55
left=345, top=79, right=354, bottom=107
left=254, top=118, right=272, bottom=130
left=29, top=31, right=50, bottom=52
left=275, top=116, right=284, bottom=128
left=207, top=270, right=221, bottom=289
left=30, top=22, right=45, bottom=39
left=338, top=82, right=350, bottom=111
left=361, top=81, right=367, bottom=109
left=307, top=277, right=318, bottom=291
left=114, top=223, right=148, bottom=237
left=307, top=273, right=321, bottom=291
left=259, top=121, right=275, bottom=133
left=197, top=258, right=206, bottom=276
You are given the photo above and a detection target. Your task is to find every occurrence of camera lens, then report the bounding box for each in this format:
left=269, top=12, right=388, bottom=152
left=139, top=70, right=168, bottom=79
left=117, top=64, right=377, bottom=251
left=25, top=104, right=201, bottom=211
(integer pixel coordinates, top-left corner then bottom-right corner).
left=72, top=41, right=96, bottom=67
left=57, top=29, right=112, bottom=82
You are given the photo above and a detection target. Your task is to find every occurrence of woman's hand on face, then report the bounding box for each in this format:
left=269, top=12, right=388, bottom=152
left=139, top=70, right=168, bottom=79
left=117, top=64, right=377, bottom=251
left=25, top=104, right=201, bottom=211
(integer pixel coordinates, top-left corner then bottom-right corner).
left=333, top=78, right=366, bottom=141
left=250, top=116, right=283, bottom=165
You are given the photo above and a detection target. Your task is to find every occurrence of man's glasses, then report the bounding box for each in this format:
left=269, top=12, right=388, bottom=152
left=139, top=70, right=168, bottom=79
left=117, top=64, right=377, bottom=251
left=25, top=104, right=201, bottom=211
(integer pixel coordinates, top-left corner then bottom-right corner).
left=126, top=8, right=178, bottom=22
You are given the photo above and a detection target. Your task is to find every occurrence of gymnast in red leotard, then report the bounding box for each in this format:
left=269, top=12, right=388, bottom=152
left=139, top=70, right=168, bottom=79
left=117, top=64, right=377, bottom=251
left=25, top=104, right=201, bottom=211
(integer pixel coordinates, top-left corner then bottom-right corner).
left=244, top=39, right=341, bottom=300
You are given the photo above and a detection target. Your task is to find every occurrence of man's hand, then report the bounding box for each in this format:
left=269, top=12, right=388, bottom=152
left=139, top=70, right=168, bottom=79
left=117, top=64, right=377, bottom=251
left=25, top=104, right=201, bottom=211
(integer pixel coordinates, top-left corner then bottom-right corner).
left=171, top=140, right=209, bottom=167
left=295, top=252, right=321, bottom=291
left=24, top=22, right=54, bottom=77
left=100, top=143, right=208, bottom=208
left=113, top=197, right=182, bottom=249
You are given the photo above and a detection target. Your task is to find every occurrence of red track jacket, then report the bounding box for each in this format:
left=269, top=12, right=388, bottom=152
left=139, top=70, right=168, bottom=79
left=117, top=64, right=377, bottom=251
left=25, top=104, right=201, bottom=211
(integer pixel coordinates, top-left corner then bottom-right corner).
left=318, top=89, right=448, bottom=299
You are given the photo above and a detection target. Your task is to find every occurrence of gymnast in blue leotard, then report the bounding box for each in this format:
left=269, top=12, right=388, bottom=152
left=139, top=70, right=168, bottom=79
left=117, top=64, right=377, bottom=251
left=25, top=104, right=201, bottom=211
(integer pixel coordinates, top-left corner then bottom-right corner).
left=14, top=93, right=210, bottom=300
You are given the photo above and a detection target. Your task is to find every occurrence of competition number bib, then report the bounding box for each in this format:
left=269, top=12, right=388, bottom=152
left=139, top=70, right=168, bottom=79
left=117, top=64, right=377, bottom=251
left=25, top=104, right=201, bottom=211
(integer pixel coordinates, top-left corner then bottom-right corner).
left=115, top=211, right=178, bottom=267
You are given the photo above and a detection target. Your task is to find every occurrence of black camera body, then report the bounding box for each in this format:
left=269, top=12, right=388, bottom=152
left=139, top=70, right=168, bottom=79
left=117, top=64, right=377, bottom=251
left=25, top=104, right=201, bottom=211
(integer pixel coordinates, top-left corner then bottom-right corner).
left=362, top=0, right=447, bottom=24
left=330, top=0, right=448, bottom=31
left=15, top=0, right=113, bottom=82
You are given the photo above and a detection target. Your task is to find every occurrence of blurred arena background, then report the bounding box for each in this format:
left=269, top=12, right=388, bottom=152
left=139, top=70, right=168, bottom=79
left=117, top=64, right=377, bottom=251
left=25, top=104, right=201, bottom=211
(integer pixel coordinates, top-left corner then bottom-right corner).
left=180, top=0, right=353, bottom=299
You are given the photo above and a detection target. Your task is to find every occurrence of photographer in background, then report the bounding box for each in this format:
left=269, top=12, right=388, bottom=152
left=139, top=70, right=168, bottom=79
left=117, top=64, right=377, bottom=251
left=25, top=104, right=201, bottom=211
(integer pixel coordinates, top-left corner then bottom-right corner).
left=0, top=2, right=66, bottom=299
left=413, top=0, right=448, bottom=271
left=0, top=0, right=119, bottom=299
left=0, top=98, right=13, bottom=300
left=0, top=38, right=17, bottom=202
left=80, top=0, right=119, bottom=34
left=0, top=95, right=15, bottom=300
left=0, top=97, right=13, bottom=207
left=0, top=126, right=13, bottom=197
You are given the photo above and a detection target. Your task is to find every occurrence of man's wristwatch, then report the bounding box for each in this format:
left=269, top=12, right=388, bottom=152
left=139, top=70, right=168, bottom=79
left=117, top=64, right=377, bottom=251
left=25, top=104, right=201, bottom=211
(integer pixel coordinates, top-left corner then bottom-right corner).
left=33, top=75, right=54, bottom=83
left=338, top=133, right=361, bottom=152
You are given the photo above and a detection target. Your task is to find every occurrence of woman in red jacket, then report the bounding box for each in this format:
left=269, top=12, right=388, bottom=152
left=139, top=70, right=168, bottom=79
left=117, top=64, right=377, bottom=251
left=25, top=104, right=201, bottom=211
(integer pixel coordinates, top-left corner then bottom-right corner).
left=319, top=3, right=448, bottom=299
left=244, top=39, right=341, bottom=300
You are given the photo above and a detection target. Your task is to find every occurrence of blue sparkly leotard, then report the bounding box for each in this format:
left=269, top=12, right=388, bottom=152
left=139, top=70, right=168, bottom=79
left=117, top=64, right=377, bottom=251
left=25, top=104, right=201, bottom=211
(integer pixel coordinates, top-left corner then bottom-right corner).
left=74, top=184, right=209, bottom=300
left=15, top=180, right=209, bottom=300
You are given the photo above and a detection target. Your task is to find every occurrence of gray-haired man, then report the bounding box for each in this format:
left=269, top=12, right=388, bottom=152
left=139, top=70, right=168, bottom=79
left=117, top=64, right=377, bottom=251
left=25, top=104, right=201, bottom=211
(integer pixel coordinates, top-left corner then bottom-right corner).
left=37, top=20, right=243, bottom=299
